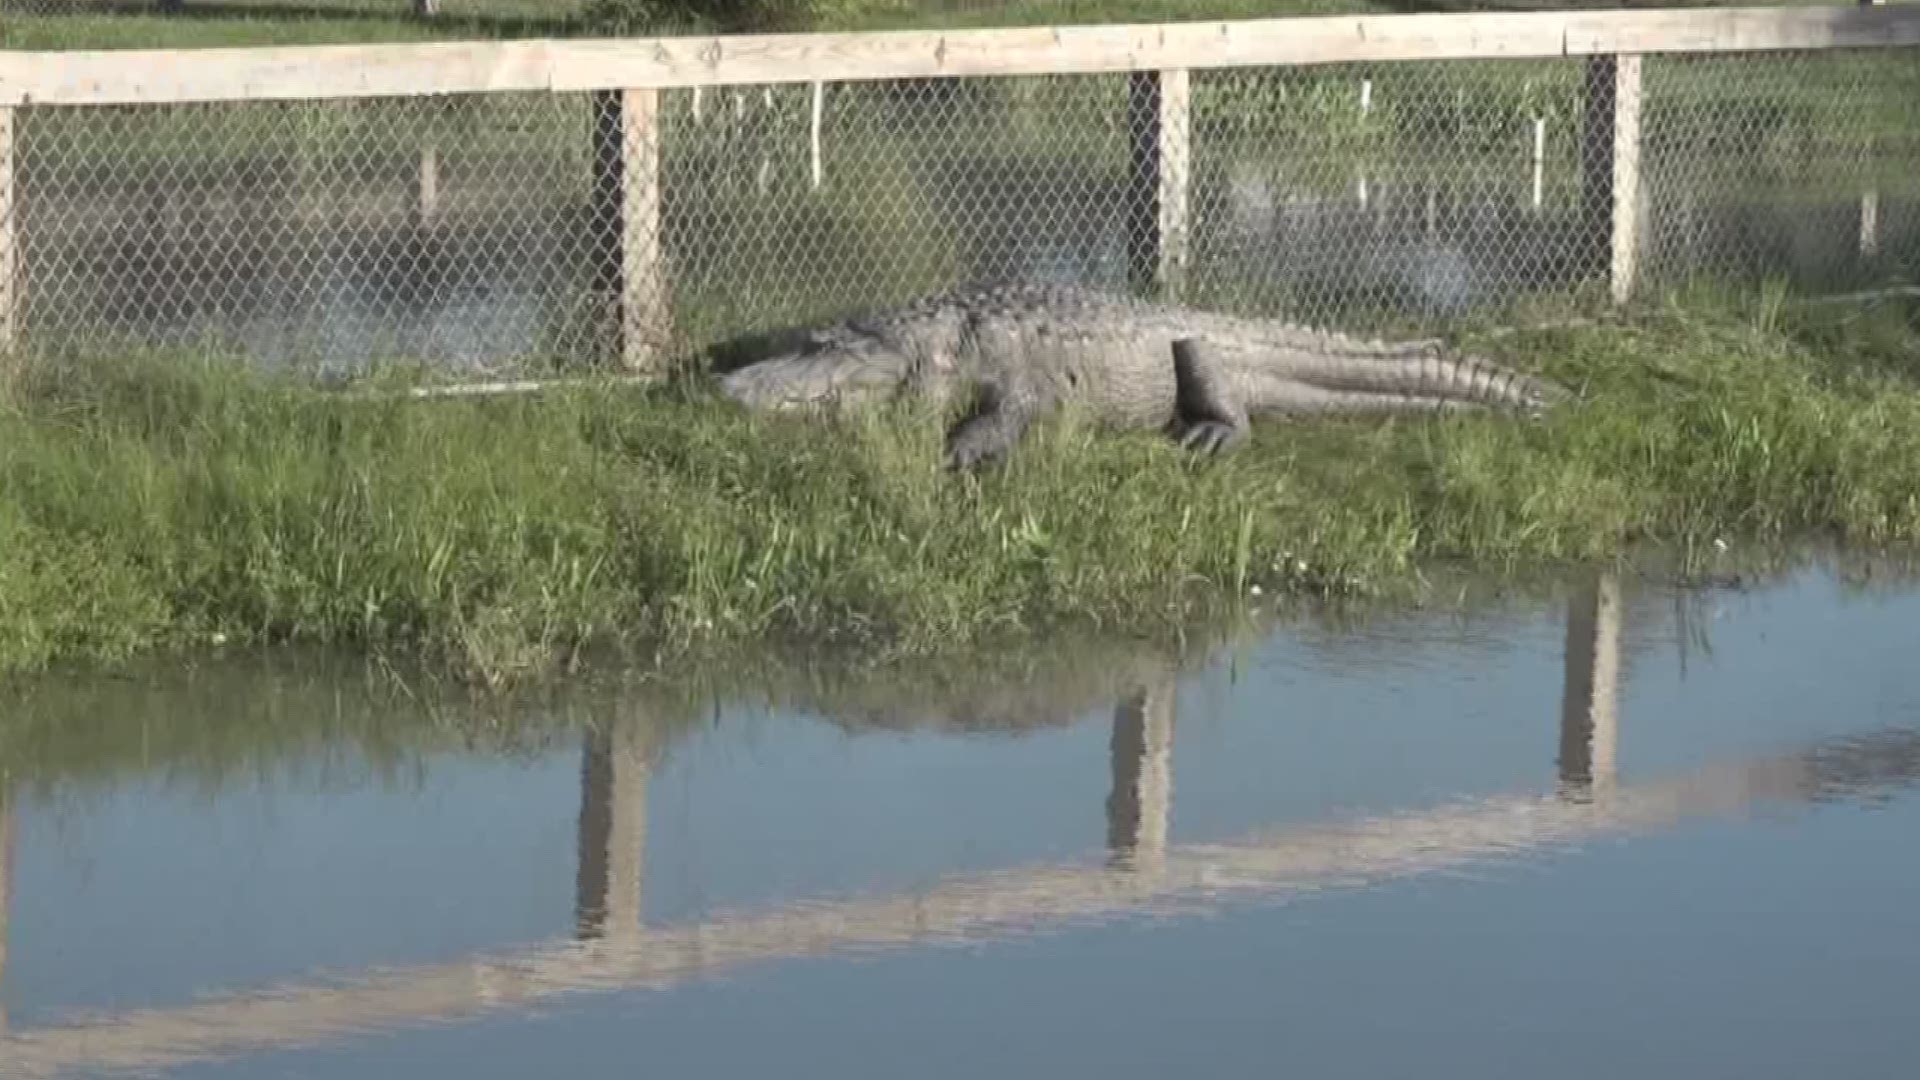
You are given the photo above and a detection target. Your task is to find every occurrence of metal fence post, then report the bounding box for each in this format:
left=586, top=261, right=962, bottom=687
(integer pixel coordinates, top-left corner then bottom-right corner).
left=1126, top=68, right=1190, bottom=297
left=1861, top=189, right=1881, bottom=258
left=418, top=144, right=440, bottom=224
left=1583, top=53, right=1643, bottom=305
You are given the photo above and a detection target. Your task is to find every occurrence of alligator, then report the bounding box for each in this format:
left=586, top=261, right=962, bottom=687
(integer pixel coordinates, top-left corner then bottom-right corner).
left=717, top=284, right=1570, bottom=468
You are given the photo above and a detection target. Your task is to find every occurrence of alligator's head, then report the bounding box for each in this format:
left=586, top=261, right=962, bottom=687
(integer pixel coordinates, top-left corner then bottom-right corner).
left=716, top=330, right=915, bottom=412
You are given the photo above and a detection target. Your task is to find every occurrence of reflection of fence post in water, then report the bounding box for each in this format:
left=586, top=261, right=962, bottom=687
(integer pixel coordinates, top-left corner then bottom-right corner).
left=575, top=722, right=653, bottom=942
left=1582, top=54, right=1643, bottom=305
left=1107, top=678, right=1176, bottom=868
left=589, top=88, right=668, bottom=374
left=1559, top=572, right=1622, bottom=801
left=0, top=103, right=15, bottom=357
left=1126, top=69, right=1191, bottom=298
left=0, top=779, right=13, bottom=1031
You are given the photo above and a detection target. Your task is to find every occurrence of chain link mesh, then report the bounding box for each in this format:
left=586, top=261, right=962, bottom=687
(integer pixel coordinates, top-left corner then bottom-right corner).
left=3, top=46, right=1916, bottom=374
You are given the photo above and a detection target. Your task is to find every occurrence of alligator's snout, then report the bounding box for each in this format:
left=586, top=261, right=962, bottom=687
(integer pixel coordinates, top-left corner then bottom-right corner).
left=717, top=362, right=792, bottom=408
left=718, top=355, right=840, bottom=411
left=719, top=345, right=909, bottom=411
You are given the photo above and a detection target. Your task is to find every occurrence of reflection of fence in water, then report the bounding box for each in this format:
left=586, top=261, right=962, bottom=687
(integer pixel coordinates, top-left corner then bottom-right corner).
left=0, top=7, right=1916, bottom=372
left=12, top=570, right=1920, bottom=1076
left=0, top=784, right=11, bottom=1035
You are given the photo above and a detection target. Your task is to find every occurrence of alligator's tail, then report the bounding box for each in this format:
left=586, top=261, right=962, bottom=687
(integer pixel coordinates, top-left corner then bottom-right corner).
left=1271, top=345, right=1571, bottom=415
left=717, top=339, right=911, bottom=411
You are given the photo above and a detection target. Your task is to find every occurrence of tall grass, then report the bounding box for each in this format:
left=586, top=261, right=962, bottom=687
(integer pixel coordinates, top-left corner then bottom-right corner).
left=4, top=285, right=1919, bottom=685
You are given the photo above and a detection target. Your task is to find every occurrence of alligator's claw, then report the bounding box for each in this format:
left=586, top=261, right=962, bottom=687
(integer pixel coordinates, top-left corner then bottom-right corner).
left=1174, top=420, right=1247, bottom=457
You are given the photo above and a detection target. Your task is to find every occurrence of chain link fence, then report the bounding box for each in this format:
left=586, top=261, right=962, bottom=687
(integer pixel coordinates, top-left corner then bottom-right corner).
left=2, top=44, right=1916, bottom=374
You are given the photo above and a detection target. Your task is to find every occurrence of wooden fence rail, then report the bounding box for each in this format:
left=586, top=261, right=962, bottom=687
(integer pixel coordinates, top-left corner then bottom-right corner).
left=0, top=4, right=1916, bottom=362
left=4, top=6, right=1918, bottom=104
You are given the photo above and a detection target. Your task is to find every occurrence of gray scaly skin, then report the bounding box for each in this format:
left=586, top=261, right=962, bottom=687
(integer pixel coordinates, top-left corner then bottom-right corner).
left=718, top=284, right=1571, bottom=468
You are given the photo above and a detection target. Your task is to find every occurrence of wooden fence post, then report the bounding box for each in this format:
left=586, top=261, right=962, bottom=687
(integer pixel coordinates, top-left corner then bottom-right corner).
left=1126, top=68, right=1190, bottom=296
left=1583, top=53, right=1643, bottom=305
left=0, top=105, right=15, bottom=358
left=590, top=88, right=668, bottom=374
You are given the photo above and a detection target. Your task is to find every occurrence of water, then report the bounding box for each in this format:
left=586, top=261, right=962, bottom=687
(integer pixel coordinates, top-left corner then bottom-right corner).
left=4, top=561, right=1920, bottom=1076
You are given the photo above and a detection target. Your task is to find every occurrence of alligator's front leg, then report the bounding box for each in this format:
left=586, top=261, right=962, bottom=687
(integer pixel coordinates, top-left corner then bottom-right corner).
left=1167, top=339, right=1251, bottom=455
left=944, top=382, right=1038, bottom=470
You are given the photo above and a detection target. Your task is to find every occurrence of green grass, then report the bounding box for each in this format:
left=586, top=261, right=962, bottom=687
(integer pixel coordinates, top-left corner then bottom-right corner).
left=0, top=12, right=470, bottom=49
left=4, top=282, right=1920, bottom=687
left=0, top=0, right=1383, bottom=50
left=808, top=0, right=1376, bottom=32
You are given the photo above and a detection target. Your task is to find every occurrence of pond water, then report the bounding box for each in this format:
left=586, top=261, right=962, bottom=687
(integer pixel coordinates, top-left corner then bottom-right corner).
left=4, top=561, right=1920, bottom=1077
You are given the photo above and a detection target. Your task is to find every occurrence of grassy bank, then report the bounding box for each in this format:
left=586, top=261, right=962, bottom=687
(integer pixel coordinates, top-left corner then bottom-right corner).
left=3, top=284, right=1919, bottom=685
left=5, top=546, right=1915, bottom=792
